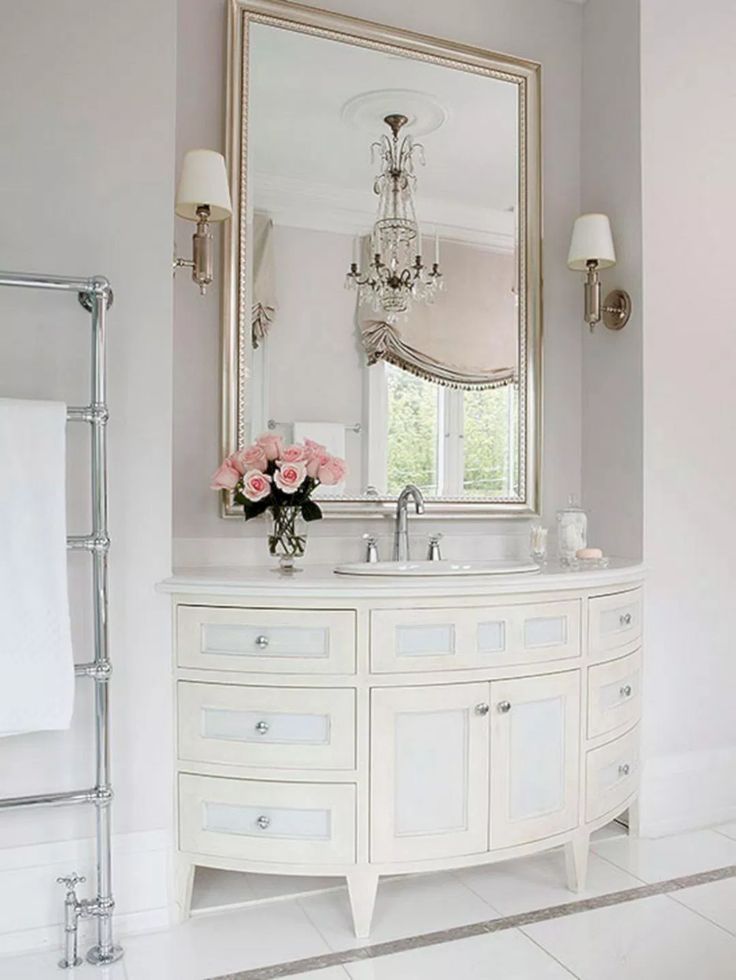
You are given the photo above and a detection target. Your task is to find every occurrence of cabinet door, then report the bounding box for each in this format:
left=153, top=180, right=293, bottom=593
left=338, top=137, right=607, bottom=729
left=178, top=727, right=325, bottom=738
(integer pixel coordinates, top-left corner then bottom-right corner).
left=490, top=671, right=581, bottom=848
left=371, top=683, right=490, bottom=862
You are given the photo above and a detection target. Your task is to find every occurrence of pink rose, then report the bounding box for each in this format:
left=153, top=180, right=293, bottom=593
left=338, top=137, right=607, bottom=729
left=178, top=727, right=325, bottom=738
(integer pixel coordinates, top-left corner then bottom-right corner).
left=242, top=469, right=272, bottom=502
left=318, top=455, right=347, bottom=486
left=280, top=444, right=308, bottom=463
left=304, top=438, right=326, bottom=454
left=274, top=460, right=307, bottom=494
left=256, top=433, right=284, bottom=461
left=210, top=457, right=242, bottom=490
left=304, top=439, right=330, bottom=478
left=237, top=443, right=268, bottom=473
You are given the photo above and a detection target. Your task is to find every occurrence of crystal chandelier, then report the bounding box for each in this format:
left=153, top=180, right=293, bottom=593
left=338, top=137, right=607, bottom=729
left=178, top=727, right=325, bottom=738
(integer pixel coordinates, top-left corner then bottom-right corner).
left=346, top=114, right=442, bottom=321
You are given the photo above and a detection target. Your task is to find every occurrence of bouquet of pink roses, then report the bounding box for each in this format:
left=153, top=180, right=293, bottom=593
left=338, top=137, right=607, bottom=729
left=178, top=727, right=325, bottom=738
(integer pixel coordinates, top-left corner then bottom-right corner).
left=210, top=433, right=347, bottom=523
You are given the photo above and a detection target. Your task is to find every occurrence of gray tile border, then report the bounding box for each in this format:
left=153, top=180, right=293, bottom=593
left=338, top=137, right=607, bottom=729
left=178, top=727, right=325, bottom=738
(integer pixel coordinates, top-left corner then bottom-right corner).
left=210, top=864, right=736, bottom=980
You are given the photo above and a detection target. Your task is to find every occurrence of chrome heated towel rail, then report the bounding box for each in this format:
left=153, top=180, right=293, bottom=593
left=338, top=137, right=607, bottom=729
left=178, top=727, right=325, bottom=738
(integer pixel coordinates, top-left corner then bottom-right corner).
left=0, top=271, right=122, bottom=969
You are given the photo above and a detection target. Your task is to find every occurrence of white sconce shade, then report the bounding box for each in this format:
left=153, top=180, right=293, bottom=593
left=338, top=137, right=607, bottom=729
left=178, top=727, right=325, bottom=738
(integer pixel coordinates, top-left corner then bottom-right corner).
left=567, top=213, right=616, bottom=270
left=175, top=149, right=232, bottom=222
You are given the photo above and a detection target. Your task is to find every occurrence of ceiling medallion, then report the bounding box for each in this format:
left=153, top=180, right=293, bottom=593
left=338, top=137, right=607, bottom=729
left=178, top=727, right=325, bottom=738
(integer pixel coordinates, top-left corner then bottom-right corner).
left=340, top=89, right=448, bottom=138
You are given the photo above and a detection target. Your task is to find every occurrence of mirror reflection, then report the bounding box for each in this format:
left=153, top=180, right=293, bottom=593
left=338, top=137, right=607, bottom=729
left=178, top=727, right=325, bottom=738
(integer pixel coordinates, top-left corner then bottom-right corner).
left=243, top=21, right=524, bottom=502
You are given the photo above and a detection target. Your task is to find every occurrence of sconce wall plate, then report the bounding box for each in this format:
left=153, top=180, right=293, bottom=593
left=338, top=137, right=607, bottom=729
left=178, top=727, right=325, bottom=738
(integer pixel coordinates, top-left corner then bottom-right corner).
left=601, top=288, right=631, bottom=331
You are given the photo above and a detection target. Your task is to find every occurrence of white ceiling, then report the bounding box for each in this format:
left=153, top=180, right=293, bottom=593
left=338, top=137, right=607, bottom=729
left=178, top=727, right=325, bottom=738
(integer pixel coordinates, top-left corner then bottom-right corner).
left=248, top=22, right=519, bottom=246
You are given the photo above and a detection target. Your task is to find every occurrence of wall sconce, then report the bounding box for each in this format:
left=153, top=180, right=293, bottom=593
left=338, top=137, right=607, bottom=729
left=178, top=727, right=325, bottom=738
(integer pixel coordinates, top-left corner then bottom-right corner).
left=174, top=149, right=232, bottom=295
left=567, top=213, right=631, bottom=331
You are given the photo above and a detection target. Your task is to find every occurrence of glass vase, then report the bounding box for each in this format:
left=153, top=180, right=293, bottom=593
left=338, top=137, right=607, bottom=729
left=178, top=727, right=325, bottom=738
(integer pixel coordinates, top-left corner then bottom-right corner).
left=268, top=505, right=307, bottom=573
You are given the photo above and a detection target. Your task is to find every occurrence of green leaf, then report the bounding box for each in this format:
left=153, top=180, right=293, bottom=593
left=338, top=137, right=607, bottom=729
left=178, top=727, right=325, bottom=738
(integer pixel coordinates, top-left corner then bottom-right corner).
left=301, top=499, right=323, bottom=523
left=243, top=499, right=270, bottom=521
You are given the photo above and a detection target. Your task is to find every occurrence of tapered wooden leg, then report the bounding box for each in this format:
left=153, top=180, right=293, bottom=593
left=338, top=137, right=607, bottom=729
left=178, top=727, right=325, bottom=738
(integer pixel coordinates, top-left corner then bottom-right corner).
left=174, top=860, right=195, bottom=924
left=347, top=870, right=379, bottom=939
left=564, top=832, right=590, bottom=892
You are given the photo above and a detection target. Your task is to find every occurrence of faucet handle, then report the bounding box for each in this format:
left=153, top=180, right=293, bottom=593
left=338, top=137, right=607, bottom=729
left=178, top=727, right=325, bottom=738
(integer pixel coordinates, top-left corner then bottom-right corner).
left=362, top=533, right=380, bottom=563
left=427, top=533, right=443, bottom=562
left=57, top=873, right=86, bottom=894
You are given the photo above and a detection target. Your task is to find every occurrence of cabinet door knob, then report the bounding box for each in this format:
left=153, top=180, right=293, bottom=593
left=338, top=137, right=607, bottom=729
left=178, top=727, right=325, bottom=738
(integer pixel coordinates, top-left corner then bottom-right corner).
left=474, top=702, right=490, bottom=716
left=256, top=815, right=271, bottom=830
left=618, top=763, right=631, bottom=776
left=497, top=700, right=512, bottom=714
left=255, top=720, right=270, bottom=735
left=255, top=635, right=270, bottom=648
left=620, top=684, right=633, bottom=698
left=619, top=612, right=632, bottom=627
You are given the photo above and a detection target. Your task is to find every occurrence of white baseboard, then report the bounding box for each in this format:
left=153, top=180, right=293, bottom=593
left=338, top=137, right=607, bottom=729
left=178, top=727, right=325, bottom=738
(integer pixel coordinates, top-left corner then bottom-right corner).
left=639, top=746, right=736, bottom=838
left=0, top=829, right=172, bottom=957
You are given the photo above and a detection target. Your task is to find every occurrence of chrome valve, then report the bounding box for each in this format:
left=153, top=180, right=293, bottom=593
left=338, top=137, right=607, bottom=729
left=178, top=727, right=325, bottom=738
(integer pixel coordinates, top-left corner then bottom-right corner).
left=57, top=873, right=87, bottom=969
left=427, top=533, right=443, bottom=562
left=362, top=533, right=380, bottom=563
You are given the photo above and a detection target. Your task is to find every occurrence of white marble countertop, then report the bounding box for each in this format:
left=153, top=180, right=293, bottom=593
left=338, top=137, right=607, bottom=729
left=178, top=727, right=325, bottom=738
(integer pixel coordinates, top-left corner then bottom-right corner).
left=158, top=558, right=644, bottom=599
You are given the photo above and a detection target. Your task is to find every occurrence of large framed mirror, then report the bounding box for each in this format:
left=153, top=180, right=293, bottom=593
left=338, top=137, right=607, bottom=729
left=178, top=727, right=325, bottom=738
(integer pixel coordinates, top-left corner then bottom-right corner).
left=223, top=0, right=541, bottom=516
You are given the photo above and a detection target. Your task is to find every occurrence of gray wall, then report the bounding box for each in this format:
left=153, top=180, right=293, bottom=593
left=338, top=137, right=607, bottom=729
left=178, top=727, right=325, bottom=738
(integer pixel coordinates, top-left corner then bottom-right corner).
left=638, top=0, right=736, bottom=833
left=0, top=0, right=176, bottom=945
left=580, top=0, right=643, bottom=561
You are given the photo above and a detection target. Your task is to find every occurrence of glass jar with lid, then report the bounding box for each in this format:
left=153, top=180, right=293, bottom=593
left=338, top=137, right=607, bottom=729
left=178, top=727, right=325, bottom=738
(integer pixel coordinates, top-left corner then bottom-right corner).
left=557, top=495, right=587, bottom=565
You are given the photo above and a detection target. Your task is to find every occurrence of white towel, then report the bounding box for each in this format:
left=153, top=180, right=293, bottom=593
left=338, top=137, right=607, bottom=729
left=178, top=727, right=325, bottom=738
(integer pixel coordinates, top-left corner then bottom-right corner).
left=293, top=421, right=347, bottom=496
left=0, top=399, right=74, bottom=736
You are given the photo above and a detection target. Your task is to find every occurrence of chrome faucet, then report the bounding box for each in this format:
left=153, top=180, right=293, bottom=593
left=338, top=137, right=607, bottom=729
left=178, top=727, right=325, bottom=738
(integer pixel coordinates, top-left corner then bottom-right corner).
left=393, top=484, right=425, bottom=561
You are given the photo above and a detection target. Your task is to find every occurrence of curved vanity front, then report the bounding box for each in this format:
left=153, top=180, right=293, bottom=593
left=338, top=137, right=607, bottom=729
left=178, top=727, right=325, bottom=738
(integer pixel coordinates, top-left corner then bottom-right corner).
left=162, top=561, right=644, bottom=937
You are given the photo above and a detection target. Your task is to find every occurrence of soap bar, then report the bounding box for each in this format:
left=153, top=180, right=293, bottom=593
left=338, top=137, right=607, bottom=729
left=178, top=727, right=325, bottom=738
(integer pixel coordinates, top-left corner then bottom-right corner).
left=576, top=547, right=603, bottom=559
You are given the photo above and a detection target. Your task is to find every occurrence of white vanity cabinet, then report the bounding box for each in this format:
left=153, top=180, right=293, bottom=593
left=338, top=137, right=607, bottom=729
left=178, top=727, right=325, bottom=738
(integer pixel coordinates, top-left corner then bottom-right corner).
left=165, top=563, right=643, bottom=937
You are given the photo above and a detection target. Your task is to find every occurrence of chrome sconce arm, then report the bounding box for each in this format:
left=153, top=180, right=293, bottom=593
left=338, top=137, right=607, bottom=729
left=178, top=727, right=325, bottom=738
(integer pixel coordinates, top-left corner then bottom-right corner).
left=583, top=260, right=631, bottom=331
left=174, top=205, right=214, bottom=295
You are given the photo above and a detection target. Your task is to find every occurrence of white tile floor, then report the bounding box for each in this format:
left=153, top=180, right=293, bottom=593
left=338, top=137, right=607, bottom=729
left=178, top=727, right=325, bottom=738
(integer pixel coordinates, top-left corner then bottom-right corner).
left=4, top=822, right=736, bottom=980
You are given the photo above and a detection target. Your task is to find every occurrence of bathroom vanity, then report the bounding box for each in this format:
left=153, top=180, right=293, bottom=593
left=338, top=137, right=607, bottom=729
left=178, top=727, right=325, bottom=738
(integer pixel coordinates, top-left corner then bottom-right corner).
left=162, top=561, right=643, bottom=936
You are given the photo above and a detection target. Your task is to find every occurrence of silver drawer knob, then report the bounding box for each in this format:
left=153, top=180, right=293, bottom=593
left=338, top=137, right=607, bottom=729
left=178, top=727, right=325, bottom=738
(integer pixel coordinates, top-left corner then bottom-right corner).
left=256, top=815, right=271, bottom=830
left=497, top=700, right=512, bottom=714
left=255, top=635, right=270, bottom=648
left=474, top=702, right=490, bottom=716
left=619, top=763, right=631, bottom=777
left=620, top=684, right=633, bottom=698
left=255, top=720, right=270, bottom=735
left=619, top=613, right=632, bottom=627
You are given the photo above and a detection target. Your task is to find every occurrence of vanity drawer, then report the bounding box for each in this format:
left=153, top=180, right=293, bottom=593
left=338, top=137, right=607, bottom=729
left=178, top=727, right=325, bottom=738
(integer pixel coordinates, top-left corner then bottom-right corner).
left=178, top=773, right=355, bottom=865
left=177, top=606, right=356, bottom=674
left=586, top=726, right=639, bottom=822
left=370, top=600, right=581, bottom=673
left=178, top=682, right=356, bottom=770
left=587, top=650, right=641, bottom=739
left=588, top=589, right=642, bottom=656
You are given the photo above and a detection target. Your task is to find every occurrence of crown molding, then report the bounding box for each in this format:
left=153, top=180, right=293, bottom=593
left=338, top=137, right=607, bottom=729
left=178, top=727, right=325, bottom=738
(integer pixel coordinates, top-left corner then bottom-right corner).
left=252, top=172, right=515, bottom=252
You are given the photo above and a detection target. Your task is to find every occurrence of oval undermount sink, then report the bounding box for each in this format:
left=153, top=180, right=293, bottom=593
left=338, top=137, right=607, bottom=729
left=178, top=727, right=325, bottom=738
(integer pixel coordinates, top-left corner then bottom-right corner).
left=334, top=558, right=541, bottom=577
